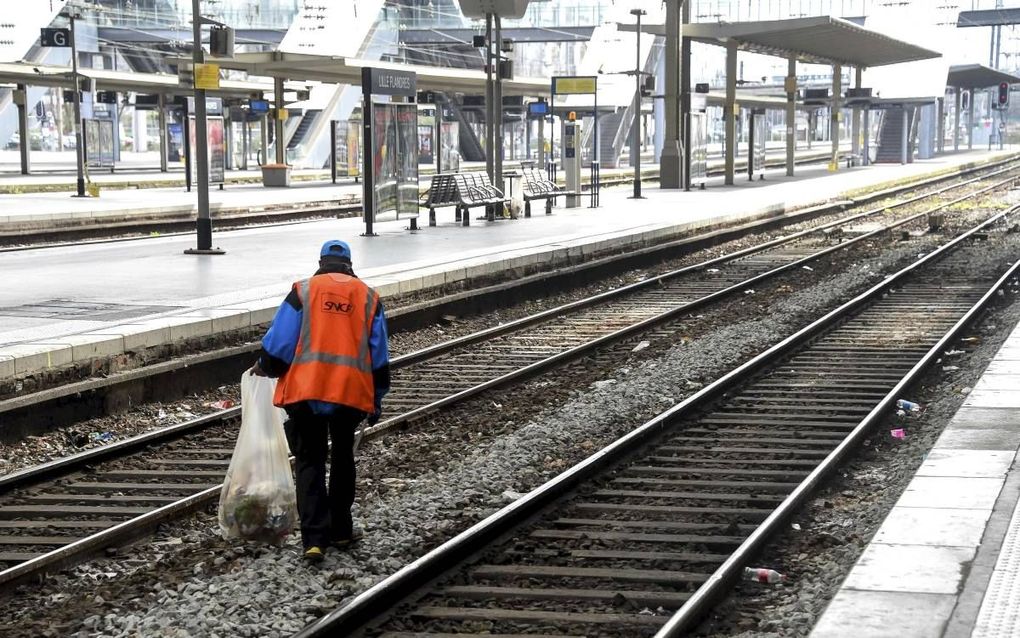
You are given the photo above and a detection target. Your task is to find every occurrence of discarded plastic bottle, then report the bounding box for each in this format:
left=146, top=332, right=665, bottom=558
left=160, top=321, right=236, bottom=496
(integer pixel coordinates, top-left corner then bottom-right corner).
left=896, top=399, right=921, bottom=412
left=744, top=567, right=786, bottom=584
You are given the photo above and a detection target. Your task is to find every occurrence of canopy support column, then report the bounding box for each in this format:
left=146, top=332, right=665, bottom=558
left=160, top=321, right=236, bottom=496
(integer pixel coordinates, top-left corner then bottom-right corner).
left=851, top=66, right=862, bottom=165
left=158, top=93, right=168, bottom=172
left=967, top=89, right=974, bottom=150
left=724, top=39, right=736, bottom=186
left=954, top=88, right=961, bottom=151
left=786, top=57, right=796, bottom=177
left=16, top=84, right=29, bottom=175
left=660, top=0, right=681, bottom=188
left=831, top=63, right=841, bottom=170
left=274, top=76, right=286, bottom=164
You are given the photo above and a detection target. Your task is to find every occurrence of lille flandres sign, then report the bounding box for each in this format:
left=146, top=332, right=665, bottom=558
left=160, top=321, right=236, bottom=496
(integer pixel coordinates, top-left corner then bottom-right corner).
left=362, top=68, right=417, bottom=98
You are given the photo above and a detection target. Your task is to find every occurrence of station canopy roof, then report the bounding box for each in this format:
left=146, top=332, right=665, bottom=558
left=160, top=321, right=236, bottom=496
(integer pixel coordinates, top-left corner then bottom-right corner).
left=192, top=51, right=550, bottom=97
left=946, top=63, right=1020, bottom=89
left=624, top=16, right=941, bottom=68
left=0, top=61, right=308, bottom=97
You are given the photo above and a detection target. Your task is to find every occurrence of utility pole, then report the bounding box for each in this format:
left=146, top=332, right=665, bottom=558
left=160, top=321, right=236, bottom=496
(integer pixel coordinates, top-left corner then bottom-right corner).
left=630, top=8, right=646, bottom=199
left=68, top=12, right=86, bottom=197
left=184, top=0, right=223, bottom=254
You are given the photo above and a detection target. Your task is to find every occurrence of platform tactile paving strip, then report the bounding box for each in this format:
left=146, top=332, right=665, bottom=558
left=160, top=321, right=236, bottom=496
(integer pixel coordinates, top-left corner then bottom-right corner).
left=972, top=490, right=1020, bottom=638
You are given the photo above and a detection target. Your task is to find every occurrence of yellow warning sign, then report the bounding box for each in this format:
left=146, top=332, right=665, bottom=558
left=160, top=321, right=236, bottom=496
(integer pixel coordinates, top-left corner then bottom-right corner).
left=195, top=63, right=220, bottom=90
left=552, top=76, right=597, bottom=95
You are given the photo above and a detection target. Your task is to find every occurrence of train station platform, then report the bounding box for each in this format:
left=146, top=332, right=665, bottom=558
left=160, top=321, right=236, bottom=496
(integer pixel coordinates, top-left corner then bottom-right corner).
left=811, top=320, right=1020, bottom=637
left=0, top=147, right=838, bottom=234
left=0, top=149, right=1011, bottom=386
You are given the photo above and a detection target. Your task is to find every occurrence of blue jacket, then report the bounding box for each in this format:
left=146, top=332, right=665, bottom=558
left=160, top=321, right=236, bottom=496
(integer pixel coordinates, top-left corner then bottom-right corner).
left=258, top=267, right=390, bottom=416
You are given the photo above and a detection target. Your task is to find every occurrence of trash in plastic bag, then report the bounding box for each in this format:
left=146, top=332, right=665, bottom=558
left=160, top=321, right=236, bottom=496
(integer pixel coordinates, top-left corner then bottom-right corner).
left=218, top=373, right=298, bottom=545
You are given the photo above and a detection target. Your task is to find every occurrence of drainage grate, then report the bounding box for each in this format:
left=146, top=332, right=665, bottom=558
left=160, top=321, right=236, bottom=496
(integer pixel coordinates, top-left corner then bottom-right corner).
left=0, top=300, right=182, bottom=322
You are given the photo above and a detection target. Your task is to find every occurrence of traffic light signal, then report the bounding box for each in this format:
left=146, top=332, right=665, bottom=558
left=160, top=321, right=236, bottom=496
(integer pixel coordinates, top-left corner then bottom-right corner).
left=998, top=82, right=1010, bottom=109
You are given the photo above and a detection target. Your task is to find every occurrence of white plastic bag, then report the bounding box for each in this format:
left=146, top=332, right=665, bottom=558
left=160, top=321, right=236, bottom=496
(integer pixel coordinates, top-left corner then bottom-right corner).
left=509, top=177, right=525, bottom=219
left=217, top=373, right=298, bottom=544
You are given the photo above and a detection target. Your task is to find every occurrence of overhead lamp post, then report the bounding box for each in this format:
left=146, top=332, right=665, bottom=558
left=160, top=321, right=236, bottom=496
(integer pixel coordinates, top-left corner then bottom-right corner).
left=629, top=8, right=646, bottom=200
left=184, top=0, right=224, bottom=255
left=59, top=10, right=86, bottom=197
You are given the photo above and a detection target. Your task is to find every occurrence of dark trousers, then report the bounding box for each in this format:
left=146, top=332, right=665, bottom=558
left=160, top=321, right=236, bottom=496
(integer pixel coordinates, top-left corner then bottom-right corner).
left=283, top=404, right=363, bottom=548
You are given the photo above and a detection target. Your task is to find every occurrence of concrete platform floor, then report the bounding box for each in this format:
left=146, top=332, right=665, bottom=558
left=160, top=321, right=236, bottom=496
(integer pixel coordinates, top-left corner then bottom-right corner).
left=811, top=318, right=1020, bottom=638
left=0, top=149, right=1011, bottom=381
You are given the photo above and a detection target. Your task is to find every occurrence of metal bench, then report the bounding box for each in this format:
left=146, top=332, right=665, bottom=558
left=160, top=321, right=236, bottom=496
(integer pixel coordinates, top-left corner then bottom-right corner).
left=521, top=166, right=573, bottom=217
left=419, top=172, right=509, bottom=227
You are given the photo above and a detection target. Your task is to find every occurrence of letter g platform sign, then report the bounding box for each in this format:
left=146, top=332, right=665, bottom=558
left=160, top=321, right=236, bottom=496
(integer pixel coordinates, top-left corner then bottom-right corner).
left=41, top=28, right=71, bottom=47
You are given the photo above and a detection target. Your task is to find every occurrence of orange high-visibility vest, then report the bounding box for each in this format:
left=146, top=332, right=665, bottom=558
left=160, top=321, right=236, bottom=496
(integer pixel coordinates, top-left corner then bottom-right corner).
left=273, top=273, right=380, bottom=413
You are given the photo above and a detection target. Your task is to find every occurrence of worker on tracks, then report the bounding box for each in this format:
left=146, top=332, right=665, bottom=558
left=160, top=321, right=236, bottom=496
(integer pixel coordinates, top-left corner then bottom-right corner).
left=251, top=239, right=390, bottom=563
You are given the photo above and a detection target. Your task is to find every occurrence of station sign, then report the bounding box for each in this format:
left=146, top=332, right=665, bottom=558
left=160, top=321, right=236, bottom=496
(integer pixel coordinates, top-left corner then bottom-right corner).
left=40, top=28, right=71, bottom=48
left=194, top=63, right=221, bottom=90
left=552, top=76, right=597, bottom=95
left=362, top=67, right=417, bottom=98
left=185, top=96, right=224, bottom=116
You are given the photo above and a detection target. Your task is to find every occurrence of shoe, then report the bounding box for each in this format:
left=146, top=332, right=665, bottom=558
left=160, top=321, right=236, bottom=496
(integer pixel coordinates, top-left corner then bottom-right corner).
left=331, top=527, right=364, bottom=549
left=303, top=546, right=325, bottom=563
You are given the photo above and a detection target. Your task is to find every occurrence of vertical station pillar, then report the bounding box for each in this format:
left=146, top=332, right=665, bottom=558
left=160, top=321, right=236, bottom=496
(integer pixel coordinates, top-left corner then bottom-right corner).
left=724, top=40, right=737, bottom=186
left=158, top=93, right=168, bottom=172
left=493, top=15, right=504, bottom=195
left=484, top=15, right=494, bottom=182
left=274, top=76, right=286, bottom=164
left=659, top=0, right=681, bottom=188
left=785, top=57, right=796, bottom=177
left=15, top=84, right=29, bottom=175
left=937, top=97, right=945, bottom=154
left=967, top=89, right=974, bottom=150
left=954, top=88, right=961, bottom=151
left=851, top=66, right=862, bottom=164
left=831, top=63, right=841, bottom=170
left=900, top=108, right=909, bottom=164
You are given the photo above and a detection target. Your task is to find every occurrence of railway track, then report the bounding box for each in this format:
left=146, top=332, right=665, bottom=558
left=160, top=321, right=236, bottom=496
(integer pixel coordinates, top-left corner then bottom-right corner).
left=293, top=198, right=1020, bottom=638
left=0, top=163, right=1016, bottom=588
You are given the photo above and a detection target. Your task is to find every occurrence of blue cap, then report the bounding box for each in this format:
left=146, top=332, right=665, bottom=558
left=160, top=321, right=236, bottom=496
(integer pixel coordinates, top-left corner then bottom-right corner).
left=320, top=240, right=352, bottom=260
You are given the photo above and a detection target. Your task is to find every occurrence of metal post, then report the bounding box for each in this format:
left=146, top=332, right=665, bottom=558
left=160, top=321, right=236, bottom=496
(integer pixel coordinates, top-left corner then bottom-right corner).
left=274, top=76, right=285, bottom=164
left=851, top=66, right=861, bottom=165
left=69, top=15, right=86, bottom=197
left=968, top=89, right=974, bottom=150
left=16, top=84, right=29, bottom=175
left=362, top=84, right=375, bottom=236
left=831, top=63, right=841, bottom=170
left=863, top=106, right=871, bottom=165
left=436, top=106, right=442, bottom=174
left=493, top=15, right=504, bottom=197
left=330, top=121, right=337, bottom=183
left=680, top=0, right=691, bottom=190
left=158, top=93, right=168, bottom=172
left=484, top=15, right=494, bottom=182
left=660, top=0, right=681, bottom=188
left=184, top=0, right=220, bottom=254
left=747, top=112, right=754, bottom=181
left=241, top=117, right=249, bottom=170
left=937, top=96, right=945, bottom=154
left=900, top=108, right=909, bottom=164
left=724, top=40, right=736, bottom=186
left=630, top=8, right=645, bottom=199
left=260, top=113, right=268, bottom=164
left=537, top=114, right=545, bottom=166
left=786, top=57, right=796, bottom=177
left=954, top=88, right=961, bottom=151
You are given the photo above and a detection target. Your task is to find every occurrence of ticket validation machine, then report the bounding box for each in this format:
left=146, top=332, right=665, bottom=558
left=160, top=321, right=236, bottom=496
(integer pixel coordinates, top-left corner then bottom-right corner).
left=562, top=111, right=583, bottom=208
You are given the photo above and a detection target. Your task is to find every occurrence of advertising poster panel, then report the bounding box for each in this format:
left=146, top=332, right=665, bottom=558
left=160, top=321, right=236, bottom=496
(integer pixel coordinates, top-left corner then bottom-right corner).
left=417, top=109, right=435, bottom=165
left=691, top=112, right=708, bottom=186
left=370, top=102, right=419, bottom=221
left=440, top=121, right=459, bottom=172
left=334, top=120, right=363, bottom=177
left=188, top=115, right=226, bottom=184
left=208, top=116, right=225, bottom=185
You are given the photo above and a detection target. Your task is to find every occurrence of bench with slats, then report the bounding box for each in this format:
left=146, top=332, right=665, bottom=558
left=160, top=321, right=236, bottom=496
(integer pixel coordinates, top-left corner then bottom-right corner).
left=521, top=167, right=573, bottom=216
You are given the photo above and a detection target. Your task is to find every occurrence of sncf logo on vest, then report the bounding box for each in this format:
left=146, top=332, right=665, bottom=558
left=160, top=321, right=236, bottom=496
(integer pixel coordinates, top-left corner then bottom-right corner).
left=322, top=293, right=354, bottom=314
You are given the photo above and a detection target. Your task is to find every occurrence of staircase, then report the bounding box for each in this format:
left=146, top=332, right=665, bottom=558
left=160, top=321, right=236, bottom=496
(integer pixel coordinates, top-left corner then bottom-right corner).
left=597, top=111, right=624, bottom=166
left=875, top=107, right=916, bottom=163
left=436, top=93, right=485, bottom=163
left=287, top=110, right=321, bottom=150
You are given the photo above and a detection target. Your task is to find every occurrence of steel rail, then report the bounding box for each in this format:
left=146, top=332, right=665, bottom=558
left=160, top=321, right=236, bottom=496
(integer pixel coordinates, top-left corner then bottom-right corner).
left=4, top=156, right=1013, bottom=430
left=292, top=204, right=1019, bottom=638
left=8, top=160, right=1003, bottom=495
left=0, top=166, right=1015, bottom=588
